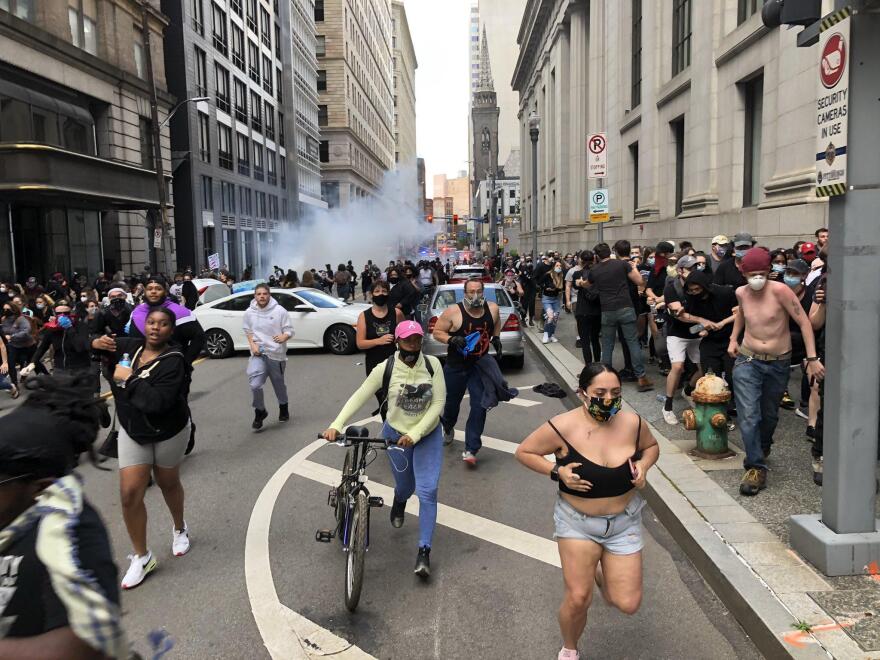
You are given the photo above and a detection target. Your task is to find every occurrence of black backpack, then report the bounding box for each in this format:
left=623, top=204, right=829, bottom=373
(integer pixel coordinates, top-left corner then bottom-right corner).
left=377, top=353, right=435, bottom=418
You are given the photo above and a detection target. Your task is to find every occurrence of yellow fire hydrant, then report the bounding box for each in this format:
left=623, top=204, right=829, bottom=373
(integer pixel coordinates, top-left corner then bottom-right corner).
left=682, top=371, right=736, bottom=459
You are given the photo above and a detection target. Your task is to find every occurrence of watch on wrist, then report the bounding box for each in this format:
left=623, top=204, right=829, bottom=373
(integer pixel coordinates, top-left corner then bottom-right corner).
left=550, top=464, right=560, bottom=482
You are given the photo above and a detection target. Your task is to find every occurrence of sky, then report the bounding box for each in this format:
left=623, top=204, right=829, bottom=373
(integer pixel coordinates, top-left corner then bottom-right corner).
left=405, top=0, right=472, bottom=193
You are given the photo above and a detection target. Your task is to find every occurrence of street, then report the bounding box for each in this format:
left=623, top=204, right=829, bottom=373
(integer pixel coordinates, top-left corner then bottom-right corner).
left=72, top=346, right=759, bottom=659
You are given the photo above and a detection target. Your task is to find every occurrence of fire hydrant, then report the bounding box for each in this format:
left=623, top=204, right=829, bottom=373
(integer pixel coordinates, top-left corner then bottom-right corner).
left=682, top=371, right=736, bottom=459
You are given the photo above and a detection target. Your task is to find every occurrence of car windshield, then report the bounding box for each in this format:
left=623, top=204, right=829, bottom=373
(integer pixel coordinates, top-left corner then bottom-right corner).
left=296, top=289, right=345, bottom=309
left=433, top=287, right=512, bottom=310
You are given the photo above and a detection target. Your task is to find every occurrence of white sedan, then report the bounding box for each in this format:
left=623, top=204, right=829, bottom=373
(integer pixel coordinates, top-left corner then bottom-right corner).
left=194, top=287, right=369, bottom=358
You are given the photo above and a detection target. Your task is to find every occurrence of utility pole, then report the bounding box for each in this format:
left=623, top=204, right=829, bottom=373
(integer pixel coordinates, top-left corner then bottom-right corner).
left=489, top=169, right=497, bottom=258
left=529, top=112, right=540, bottom=257
left=141, top=1, right=169, bottom=274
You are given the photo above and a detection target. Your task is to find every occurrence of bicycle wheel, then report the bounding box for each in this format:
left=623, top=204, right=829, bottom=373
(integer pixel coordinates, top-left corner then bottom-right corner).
left=344, top=491, right=369, bottom=611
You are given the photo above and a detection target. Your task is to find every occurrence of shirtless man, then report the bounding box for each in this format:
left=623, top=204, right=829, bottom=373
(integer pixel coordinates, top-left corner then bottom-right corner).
left=432, top=278, right=502, bottom=466
left=727, top=248, right=825, bottom=495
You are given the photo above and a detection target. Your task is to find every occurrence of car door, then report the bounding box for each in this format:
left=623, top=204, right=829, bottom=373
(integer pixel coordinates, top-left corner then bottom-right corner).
left=208, top=294, right=253, bottom=349
left=271, top=292, right=320, bottom=348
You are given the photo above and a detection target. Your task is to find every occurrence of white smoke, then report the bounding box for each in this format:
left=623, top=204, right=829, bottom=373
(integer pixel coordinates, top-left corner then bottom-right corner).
left=270, top=164, right=437, bottom=273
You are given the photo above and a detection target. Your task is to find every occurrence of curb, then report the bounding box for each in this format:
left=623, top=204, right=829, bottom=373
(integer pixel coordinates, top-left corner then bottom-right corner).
left=523, top=328, right=833, bottom=660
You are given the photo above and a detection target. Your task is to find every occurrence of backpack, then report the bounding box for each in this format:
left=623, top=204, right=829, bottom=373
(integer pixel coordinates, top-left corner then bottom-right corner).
left=378, top=353, right=435, bottom=417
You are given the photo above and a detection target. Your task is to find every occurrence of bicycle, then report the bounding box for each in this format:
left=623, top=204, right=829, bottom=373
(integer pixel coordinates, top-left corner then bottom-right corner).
left=315, top=425, right=391, bottom=611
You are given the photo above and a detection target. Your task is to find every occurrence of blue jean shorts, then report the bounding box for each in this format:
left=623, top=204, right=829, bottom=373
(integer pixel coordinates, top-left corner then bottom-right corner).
left=553, top=494, right=646, bottom=555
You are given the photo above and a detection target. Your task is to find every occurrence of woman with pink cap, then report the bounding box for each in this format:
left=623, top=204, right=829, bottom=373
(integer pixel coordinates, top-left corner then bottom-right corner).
left=323, top=320, right=447, bottom=578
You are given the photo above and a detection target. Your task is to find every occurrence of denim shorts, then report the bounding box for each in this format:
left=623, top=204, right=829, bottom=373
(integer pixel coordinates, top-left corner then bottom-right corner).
left=553, top=494, right=646, bottom=555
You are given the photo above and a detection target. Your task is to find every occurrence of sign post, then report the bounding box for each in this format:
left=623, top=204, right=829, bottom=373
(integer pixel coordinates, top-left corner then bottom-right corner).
left=588, top=132, right=608, bottom=241
left=814, top=12, right=850, bottom=197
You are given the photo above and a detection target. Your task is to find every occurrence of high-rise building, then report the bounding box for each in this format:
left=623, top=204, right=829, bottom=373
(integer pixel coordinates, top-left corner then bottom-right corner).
left=471, top=27, right=499, bottom=199
left=391, top=0, right=417, bottom=167
left=162, top=0, right=298, bottom=277
left=290, top=0, right=326, bottom=212
left=468, top=1, right=480, bottom=95
left=315, top=0, right=394, bottom=208
left=0, top=0, right=176, bottom=280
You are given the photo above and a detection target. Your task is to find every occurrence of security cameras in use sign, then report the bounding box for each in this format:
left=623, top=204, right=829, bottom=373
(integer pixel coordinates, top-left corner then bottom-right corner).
left=815, top=9, right=850, bottom=198
left=587, top=133, right=607, bottom=179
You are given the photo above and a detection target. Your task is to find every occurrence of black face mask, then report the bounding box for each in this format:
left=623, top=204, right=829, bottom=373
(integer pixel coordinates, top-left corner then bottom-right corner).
left=399, top=347, right=420, bottom=366
left=110, top=298, right=127, bottom=311
left=388, top=276, right=400, bottom=285
left=372, top=294, right=389, bottom=306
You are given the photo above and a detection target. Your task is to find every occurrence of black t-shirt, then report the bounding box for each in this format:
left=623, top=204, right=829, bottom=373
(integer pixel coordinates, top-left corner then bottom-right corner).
left=663, top=280, right=695, bottom=338
left=684, top=284, right=738, bottom=344
left=587, top=260, right=634, bottom=312
left=788, top=284, right=815, bottom=362
left=363, top=307, right=398, bottom=374
left=573, top=268, right=601, bottom=317
left=714, top=258, right=746, bottom=288
left=645, top=268, right=668, bottom=299
left=538, top=272, right=562, bottom=298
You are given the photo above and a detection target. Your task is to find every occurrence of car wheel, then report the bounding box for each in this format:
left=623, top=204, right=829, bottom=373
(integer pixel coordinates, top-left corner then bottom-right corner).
left=506, top=354, right=525, bottom=369
left=204, top=329, right=234, bottom=359
left=326, top=325, right=357, bottom=355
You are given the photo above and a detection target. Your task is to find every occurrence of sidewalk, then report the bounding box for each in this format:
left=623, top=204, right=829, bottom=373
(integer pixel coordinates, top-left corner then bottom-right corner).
left=528, top=312, right=880, bottom=659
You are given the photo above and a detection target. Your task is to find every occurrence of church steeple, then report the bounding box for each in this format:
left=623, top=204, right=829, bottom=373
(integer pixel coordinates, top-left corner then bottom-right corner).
left=477, top=26, right=494, bottom=93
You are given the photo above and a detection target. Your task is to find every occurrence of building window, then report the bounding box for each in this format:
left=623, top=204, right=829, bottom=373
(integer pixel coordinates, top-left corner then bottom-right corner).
left=248, top=40, right=260, bottom=83
left=202, top=175, right=214, bottom=210
left=629, top=141, right=639, bottom=212
left=738, top=0, right=760, bottom=25
left=279, top=155, right=286, bottom=188
left=198, top=112, right=211, bottom=162
left=240, top=186, right=252, bottom=216
left=274, top=23, right=281, bottom=58
left=319, top=140, right=329, bottom=163
left=631, top=0, right=642, bottom=108
left=250, top=91, right=262, bottom=131
left=316, top=35, right=326, bottom=57
left=194, top=46, right=208, bottom=95
left=671, top=117, right=685, bottom=215
left=212, top=2, right=228, bottom=55
left=221, top=181, right=236, bottom=214
left=133, top=31, right=146, bottom=79
left=139, top=117, right=154, bottom=169
left=191, top=0, right=204, bottom=35
left=253, top=142, right=264, bottom=180
left=246, top=0, right=257, bottom=32
left=1, top=0, right=34, bottom=21
left=743, top=74, right=764, bottom=207
left=276, top=69, right=283, bottom=103
left=266, top=149, right=277, bottom=185
left=202, top=226, right=215, bottom=268
left=264, top=102, right=275, bottom=140
left=314, top=0, right=324, bottom=22
left=260, top=6, right=271, bottom=48
left=277, top=111, right=285, bottom=147
left=672, top=0, right=692, bottom=76
left=68, top=0, right=97, bottom=55
left=230, top=0, right=242, bottom=17
left=218, top=122, right=233, bottom=170
left=318, top=104, right=328, bottom=127
left=237, top=133, right=250, bottom=174
left=317, top=69, right=327, bottom=91
left=262, top=55, right=273, bottom=94
left=231, top=24, right=245, bottom=71
left=215, top=64, right=230, bottom=112
left=233, top=78, right=248, bottom=123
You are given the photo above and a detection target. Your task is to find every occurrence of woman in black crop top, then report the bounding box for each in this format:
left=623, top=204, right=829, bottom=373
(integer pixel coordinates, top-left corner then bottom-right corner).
left=515, top=364, right=659, bottom=660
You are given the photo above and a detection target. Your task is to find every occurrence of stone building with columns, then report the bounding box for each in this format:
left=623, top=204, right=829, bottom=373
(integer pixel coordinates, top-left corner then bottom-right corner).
left=512, top=0, right=828, bottom=255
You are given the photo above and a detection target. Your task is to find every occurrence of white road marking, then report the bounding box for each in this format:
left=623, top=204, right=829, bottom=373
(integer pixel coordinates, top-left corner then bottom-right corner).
left=463, top=394, right=542, bottom=408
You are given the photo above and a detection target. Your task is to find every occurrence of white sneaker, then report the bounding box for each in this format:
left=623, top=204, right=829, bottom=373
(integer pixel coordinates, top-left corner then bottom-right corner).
left=662, top=409, right=679, bottom=426
left=121, top=552, right=157, bottom=589
left=172, top=523, right=190, bottom=557
left=550, top=336, right=559, bottom=343
left=542, top=332, right=550, bottom=344
left=558, top=648, right=580, bottom=660
left=462, top=451, right=477, bottom=466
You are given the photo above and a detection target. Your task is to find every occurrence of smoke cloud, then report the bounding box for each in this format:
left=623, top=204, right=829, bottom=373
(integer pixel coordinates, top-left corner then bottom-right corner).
left=270, top=164, right=436, bottom=273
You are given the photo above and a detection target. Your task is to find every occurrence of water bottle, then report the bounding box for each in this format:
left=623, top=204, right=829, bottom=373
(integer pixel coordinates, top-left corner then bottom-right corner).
left=119, top=353, right=131, bottom=369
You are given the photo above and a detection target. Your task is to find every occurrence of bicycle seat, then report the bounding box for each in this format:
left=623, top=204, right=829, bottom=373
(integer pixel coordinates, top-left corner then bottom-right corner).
left=345, top=425, right=370, bottom=438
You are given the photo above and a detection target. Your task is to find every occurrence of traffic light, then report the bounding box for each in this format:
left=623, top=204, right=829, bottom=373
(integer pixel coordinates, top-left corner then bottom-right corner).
left=453, top=214, right=459, bottom=224
left=426, top=214, right=433, bottom=223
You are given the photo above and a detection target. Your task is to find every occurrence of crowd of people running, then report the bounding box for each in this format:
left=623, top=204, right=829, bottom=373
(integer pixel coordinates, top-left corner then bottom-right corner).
left=0, top=224, right=834, bottom=659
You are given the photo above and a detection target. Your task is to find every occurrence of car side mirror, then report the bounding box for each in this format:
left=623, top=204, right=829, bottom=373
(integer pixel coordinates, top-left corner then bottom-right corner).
left=294, top=305, right=314, bottom=313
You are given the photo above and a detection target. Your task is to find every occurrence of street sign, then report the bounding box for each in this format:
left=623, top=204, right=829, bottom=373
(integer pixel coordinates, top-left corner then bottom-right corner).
left=153, top=227, right=163, bottom=249
left=815, top=9, right=850, bottom=197
left=587, top=132, right=607, bottom=179
left=589, top=188, right=610, bottom=223
left=208, top=252, right=221, bottom=270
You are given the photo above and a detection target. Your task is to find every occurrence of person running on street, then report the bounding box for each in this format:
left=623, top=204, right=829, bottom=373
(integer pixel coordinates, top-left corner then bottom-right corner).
left=515, top=364, right=659, bottom=660
left=728, top=248, right=825, bottom=495
left=432, top=278, right=502, bottom=465
left=323, top=320, right=446, bottom=578
left=97, top=306, right=194, bottom=589
left=0, top=373, right=127, bottom=659
left=244, top=283, right=293, bottom=430
left=388, top=267, right=419, bottom=320
left=23, top=300, right=93, bottom=381
left=1, top=301, right=35, bottom=397
left=714, top=232, right=753, bottom=288
left=539, top=260, right=565, bottom=344
left=500, top=267, right=524, bottom=305
left=356, top=279, right=404, bottom=388
left=517, top=256, right=537, bottom=326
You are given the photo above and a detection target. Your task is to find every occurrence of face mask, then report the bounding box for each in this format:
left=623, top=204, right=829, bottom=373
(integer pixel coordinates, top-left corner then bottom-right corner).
left=696, top=263, right=706, bottom=271
left=735, top=249, right=747, bottom=259
left=110, top=298, right=126, bottom=310
left=666, top=265, right=678, bottom=278
left=398, top=347, right=420, bottom=366
left=87, top=307, right=98, bottom=317
left=748, top=275, right=767, bottom=291
left=36, top=302, right=45, bottom=310
left=583, top=395, right=623, bottom=423
left=0, top=287, right=6, bottom=293
left=647, top=257, right=655, bottom=267
left=388, top=276, right=400, bottom=284
left=465, top=294, right=485, bottom=308
left=783, top=275, right=802, bottom=288
left=80, top=296, right=88, bottom=302
left=371, top=294, right=388, bottom=306
left=771, top=264, right=786, bottom=273
left=554, top=267, right=562, bottom=274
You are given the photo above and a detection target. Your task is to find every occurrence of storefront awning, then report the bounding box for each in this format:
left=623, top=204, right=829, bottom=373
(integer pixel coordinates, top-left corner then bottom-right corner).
left=0, top=143, right=166, bottom=210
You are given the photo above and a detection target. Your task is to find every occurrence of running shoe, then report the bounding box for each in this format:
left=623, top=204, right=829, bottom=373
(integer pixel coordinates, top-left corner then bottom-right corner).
left=558, top=649, right=580, bottom=660
left=121, top=552, right=157, bottom=589
left=812, top=456, right=823, bottom=486
left=794, top=407, right=809, bottom=420
left=443, top=425, right=455, bottom=446
left=550, top=336, right=559, bottom=343
left=462, top=451, right=477, bottom=466
left=662, top=409, right=678, bottom=426
left=252, top=408, right=268, bottom=430
left=279, top=404, right=290, bottom=422
left=542, top=332, right=550, bottom=344
left=618, top=368, right=638, bottom=382
left=575, top=338, right=582, bottom=348
left=780, top=391, right=796, bottom=410
left=414, top=546, right=431, bottom=578
left=806, top=425, right=816, bottom=440
left=9, top=384, right=19, bottom=399
left=172, top=523, right=190, bottom=557
left=390, top=499, right=406, bottom=528
left=739, top=468, right=767, bottom=496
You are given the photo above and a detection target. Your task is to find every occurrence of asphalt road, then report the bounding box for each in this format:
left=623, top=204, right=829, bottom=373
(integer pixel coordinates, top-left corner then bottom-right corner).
left=63, top=345, right=761, bottom=659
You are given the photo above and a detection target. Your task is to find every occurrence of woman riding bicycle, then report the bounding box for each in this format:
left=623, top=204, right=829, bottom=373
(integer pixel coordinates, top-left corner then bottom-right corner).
left=322, top=320, right=446, bottom=578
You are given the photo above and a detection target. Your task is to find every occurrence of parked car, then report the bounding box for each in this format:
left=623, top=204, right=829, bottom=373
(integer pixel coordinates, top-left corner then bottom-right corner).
left=419, top=283, right=524, bottom=368
left=189, top=278, right=231, bottom=305
left=448, top=264, right=493, bottom=284
left=194, top=287, right=368, bottom=358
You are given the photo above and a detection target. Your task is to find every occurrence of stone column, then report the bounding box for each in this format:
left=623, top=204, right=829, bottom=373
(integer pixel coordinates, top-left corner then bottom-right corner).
left=568, top=2, right=588, bottom=231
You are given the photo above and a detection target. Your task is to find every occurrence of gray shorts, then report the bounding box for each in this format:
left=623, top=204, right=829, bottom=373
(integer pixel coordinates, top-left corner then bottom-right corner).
left=118, top=423, right=190, bottom=469
left=553, top=494, right=646, bottom=555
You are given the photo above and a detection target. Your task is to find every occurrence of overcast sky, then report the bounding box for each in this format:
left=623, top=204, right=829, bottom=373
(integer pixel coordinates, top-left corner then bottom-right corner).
left=406, top=0, right=471, bottom=191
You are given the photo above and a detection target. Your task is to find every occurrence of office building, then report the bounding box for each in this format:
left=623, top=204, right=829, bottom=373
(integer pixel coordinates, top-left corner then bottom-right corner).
left=391, top=0, right=416, bottom=167
left=0, top=0, right=175, bottom=280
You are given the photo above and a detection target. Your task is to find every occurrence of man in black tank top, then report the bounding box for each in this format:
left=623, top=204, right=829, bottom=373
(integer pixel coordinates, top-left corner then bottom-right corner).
left=432, top=278, right=502, bottom=465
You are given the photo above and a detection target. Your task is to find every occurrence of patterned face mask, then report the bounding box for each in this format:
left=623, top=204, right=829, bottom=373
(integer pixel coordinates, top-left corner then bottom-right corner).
left=583, top=395, right=622, bottom=423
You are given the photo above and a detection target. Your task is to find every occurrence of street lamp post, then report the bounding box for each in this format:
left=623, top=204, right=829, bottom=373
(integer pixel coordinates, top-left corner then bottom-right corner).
left=160, top=96, right=210, bottom=129
left=529, top=112, right=540, bottom=258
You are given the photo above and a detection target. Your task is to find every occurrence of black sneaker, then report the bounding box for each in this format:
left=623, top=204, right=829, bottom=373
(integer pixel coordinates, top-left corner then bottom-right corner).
left=414, top=546, right=430, bottom=578
left=812, top=456, right=823, bottom=486
left=805, top=425, right=816, bottom=440
left=618, top=368, right=638, bottom=383
left=252, top=409, right=269, bottom=430
left=575, top=338, right=582, bottom=348
left=279, top=404, right=290, bottom=422
left=390, top=499, right=406, bottom=528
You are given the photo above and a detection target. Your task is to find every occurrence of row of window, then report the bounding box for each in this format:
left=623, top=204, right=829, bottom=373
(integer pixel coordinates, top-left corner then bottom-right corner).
left=198, top=113, right=285, bottom=186
left=200, top=174, right=281, bottom=219
left=193, top=0, right=274, bottom=52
